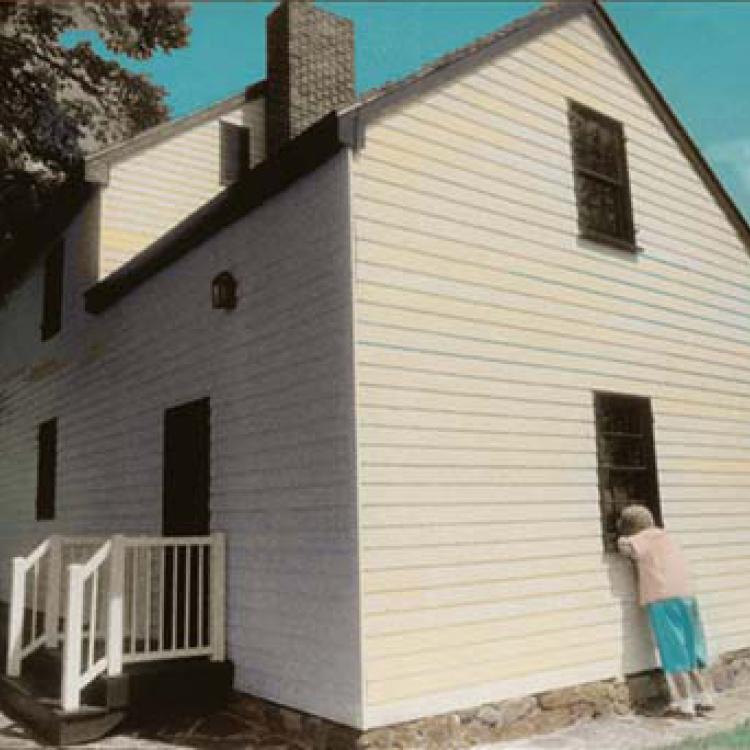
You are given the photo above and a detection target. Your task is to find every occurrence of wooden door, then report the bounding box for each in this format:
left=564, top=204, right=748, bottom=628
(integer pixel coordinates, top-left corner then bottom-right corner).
left=163, top=397, right=210, bottom=536
left=162, top=398, right=210, bottom=649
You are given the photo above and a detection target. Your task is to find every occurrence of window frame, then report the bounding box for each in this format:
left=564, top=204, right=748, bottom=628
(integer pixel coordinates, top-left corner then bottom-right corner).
left=593, top=391, right=662, bottom=552
left=568, top=100, right=637, bottom=252
left=41, top=240, right=64, bottom=341
left=36, top=418, right=58, bottom=521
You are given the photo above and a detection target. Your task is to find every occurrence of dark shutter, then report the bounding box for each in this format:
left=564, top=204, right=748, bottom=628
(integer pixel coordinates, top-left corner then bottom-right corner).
left=41, top=241, right=64, bottom=340
left=569, top=101, right=636, bottom=250
left=220, top=122, right=250, bottom=186
left=594, top=393, right=662, bottom=551
left=36, top=419, right=57, bottom=521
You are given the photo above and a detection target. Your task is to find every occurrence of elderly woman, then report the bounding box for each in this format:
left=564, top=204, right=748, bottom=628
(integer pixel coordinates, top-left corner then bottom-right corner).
left=617, top=505, right=714, bottom=718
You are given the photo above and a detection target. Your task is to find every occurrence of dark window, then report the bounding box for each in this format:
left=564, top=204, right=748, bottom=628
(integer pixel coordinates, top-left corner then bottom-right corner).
left=220, top=122, right=251, bottom=186
left=569, top=102, right=635, bottom=250
left=41, top=241, right=64, bottom=340
left=594, top=393, right=661, bottom=551
left=36, top=419, right=57, bottom=521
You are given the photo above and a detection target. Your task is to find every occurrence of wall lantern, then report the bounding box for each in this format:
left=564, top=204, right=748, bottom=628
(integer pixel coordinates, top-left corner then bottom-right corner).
left=212, top=271, right=238, bottom=310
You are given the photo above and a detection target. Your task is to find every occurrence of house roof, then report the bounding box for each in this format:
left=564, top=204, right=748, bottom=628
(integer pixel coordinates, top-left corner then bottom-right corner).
left=81, top=0, right=750, bottom=312
left=85, top=80, right=266, bottom=184
left=85, top=112, right=345, bottom=313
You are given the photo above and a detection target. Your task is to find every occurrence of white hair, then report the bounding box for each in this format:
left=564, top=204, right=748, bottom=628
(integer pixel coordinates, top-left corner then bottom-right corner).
left=618, top=504, right=655, bottom=537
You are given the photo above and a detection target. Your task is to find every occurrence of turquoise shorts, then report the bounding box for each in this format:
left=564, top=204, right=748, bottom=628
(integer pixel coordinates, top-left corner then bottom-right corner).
left=646, top=596, right=708, bottom=674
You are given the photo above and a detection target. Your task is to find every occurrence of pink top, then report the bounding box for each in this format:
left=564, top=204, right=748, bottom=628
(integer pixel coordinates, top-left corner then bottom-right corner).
left=622, top=527, right=692, bottom=605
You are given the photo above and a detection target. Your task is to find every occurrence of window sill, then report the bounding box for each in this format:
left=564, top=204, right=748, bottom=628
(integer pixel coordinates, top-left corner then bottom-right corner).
left=578, top=231, right=640, bottom=254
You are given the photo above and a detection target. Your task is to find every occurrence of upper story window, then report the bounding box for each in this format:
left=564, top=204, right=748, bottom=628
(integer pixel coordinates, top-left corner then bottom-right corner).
left=594, top=392, right=662, bottom=551
left=569, top=101, right=636, bottom=251
left=220, top=121, right=253, bottom=186
left=41, top=240, right=64, bottom=341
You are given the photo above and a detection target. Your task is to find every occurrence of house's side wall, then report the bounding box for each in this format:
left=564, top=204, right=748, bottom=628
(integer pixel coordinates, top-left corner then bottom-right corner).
left=99, top=97, right=266, bottom=278
left=0, top=152, right=363, bottom=727
left=351, top=11, right=750, bottom=728
left=0, top=191, right=100, bottom=383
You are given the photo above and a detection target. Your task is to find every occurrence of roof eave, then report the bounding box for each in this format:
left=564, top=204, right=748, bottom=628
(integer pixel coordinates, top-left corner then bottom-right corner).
left=339, top=1, right=591, bottom=144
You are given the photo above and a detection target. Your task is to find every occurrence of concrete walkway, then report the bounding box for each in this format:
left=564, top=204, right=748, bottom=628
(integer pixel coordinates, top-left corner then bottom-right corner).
left=481, top=685, right=750, bottom=750
left=2, top=686, right=750, bottom=749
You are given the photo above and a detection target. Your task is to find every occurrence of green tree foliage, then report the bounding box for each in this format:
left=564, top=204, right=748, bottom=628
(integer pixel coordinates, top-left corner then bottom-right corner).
left=0, top=1, right=190, bottom=256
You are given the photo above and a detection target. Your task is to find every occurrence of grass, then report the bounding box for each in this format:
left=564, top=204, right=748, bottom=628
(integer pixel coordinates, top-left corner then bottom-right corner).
left=662, top=721, right=750, bottom=749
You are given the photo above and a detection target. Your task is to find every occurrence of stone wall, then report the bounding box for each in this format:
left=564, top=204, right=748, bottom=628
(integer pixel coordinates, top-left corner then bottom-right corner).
left=227, top=648, right=750, bottom=750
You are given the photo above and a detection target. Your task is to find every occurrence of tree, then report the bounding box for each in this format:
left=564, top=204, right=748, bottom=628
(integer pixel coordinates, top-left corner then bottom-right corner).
left=0, top=1, right=190, bottom=259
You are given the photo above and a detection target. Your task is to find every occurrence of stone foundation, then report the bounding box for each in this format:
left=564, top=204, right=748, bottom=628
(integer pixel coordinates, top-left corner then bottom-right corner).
left=226, top=649, right=750, bottom=750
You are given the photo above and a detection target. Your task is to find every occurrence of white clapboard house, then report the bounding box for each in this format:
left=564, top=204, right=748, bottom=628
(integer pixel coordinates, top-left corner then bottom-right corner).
left=2, top=0, right=750, bottom=744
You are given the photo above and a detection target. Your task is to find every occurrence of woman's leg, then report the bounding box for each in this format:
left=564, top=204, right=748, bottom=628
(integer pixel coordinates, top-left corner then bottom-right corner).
left=666, top=672, right=695, bottom=716
left=688, top=670, right=715, bottom=710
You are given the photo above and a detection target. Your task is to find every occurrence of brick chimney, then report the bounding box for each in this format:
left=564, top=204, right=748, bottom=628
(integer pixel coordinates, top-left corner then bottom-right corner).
left=265, top=0, right=355, bottom=155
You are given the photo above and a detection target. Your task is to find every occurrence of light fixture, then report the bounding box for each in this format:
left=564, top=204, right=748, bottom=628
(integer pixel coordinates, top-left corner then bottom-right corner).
left=211, top=271, right=238, bottom=310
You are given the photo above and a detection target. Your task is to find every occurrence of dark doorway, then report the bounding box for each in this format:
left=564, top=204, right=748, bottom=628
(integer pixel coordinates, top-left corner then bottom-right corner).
left=163, top=397, right=210, bottom=536
left=162, top=397, right=211, bottom=650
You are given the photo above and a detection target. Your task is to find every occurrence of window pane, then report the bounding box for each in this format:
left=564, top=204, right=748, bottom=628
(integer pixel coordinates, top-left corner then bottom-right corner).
left=576, top=173, right=625, bottom=240
left=598, top=397, right=642, bottom=435
left=599, top=436, right=645, bottom=468
left=570, top=108, right=621, bottom=178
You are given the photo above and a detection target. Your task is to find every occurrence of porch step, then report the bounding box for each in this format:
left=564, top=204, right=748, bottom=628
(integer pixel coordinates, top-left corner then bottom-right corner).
left=101, top=657, right=234, bottom=714
left=17, top=648, right=103, bottom=706
left=0, top=648, right=233, bottom=745
left=0, top=673, right=125, bottom=746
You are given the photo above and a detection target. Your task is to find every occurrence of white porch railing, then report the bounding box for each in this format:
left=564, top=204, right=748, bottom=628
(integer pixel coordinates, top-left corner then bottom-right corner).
left=6, top=538, right=51, bottom=677
left=61, top=540, right=112, bottom=711
left=6, top=532, right=226, bottom=713
left=6, top=535, right=105, bottom=676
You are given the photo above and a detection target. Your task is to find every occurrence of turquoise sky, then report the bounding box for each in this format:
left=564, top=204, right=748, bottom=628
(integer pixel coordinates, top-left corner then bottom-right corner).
left=66, top=1, right=750, bottom=220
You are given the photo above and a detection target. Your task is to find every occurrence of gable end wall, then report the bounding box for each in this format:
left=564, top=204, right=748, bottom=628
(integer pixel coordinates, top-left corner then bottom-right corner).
left=351, top=11, right=750, bottom=728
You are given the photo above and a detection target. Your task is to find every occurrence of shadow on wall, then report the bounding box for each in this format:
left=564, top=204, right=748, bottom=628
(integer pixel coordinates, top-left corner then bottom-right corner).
left=604, top=551, right=658, bottom=678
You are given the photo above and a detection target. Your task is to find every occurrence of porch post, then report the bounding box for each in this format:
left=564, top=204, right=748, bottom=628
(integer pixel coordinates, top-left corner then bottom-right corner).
left=106, top=535, right=125, bottom=677
left=44, top=535, right=62, bottom=647
left=210, top=532, right=226, bottom=662
left=6, top=557, right=26, bottom=677
left=61, top=563, right=84, bottom=712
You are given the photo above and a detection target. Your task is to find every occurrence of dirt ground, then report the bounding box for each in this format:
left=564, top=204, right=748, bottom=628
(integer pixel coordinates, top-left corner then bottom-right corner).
left=3, top=686, right=750, bottom=750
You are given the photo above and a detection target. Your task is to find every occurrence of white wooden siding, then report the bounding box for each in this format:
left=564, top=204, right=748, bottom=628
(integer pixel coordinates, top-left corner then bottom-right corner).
left=352, top=12, right=750, bottom=728
left=98, top=98, right=265, bottom=278
left=0, top=153, right=362, bottom=727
